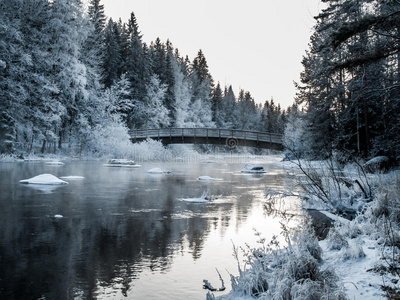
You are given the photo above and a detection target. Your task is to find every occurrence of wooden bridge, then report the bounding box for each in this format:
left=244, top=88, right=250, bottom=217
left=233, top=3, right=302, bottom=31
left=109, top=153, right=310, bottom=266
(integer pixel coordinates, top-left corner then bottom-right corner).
left=128, top=128, right=284, bottom=150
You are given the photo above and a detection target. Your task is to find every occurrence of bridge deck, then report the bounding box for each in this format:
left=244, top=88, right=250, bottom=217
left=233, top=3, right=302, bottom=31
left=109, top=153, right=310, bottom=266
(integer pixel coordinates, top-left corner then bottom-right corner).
left=128, top=128, right=284, bottom=150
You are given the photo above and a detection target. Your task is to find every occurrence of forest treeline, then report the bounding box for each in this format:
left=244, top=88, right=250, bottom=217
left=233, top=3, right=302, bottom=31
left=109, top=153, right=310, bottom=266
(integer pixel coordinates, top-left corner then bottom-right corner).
left=287, top=0, right=400, bottom=164
left=2, top=0, right=400, bottom=164
left=0, top=0, right=285, bottom=155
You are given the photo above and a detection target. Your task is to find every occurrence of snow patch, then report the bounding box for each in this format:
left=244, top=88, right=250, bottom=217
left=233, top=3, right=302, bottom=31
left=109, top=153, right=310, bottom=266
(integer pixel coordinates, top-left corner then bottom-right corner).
left=182, top=191, right=220, bottom=203
left=198, top=176, right=219, bottom=181
left=59, top=176, right=85, bottom=180
left=147, top=168, right=170, bottom=174
left=45, top=161, right=65, bottom=166
left=20, top=174, right=68, bottom=185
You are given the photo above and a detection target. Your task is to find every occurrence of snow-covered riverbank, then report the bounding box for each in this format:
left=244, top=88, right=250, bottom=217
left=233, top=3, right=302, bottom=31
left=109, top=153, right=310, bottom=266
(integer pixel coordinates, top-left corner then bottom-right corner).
left=207, top=161, right=400, bottom=300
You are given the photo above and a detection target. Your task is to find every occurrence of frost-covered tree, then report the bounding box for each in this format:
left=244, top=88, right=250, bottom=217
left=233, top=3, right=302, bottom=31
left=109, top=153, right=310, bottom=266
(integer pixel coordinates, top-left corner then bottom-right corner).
left=190, top=50, right=215, bottom=127
left=135, top=75, right=170, bottom=129
left=43, top=0, right=90, bottom=150
left=297, top=0, right=400, bottom=162
left=211, top=82, right=225, bottom=127
left=102, top=19, right=122, bottom=87
left=125, top=12, right=152, bottom=128
left=171, top=57, right=192, bottom=127
left=284, top=106, right=308, bottom=159
left=222, top=85, right=237, bottom=128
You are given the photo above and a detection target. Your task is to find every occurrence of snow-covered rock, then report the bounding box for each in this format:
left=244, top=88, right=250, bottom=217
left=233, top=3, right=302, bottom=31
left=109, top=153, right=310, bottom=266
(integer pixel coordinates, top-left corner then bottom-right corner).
left=241, top=164, right=267, bottom=173
left=198, top=176, right=217, bottom=181
left=364, top=156, right=390, bottom=173
left=20, top=174, right=68, bottom=185
left=147, top=168, right=170, bottom=174
left=182, top=191, right=219, bottom=203
left=59, top=176, right=85, bottom=180
left=108, top=159, right=135, bottom=165
left=45, top=161, right=65, bottom=166
left=103, top=159, right=140, bottom=168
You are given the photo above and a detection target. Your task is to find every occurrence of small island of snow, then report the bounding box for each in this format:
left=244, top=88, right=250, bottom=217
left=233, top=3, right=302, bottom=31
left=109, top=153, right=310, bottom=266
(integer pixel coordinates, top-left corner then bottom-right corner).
left=45, top=161, right=65, bottom=166
left=103, top=159, right=140, bottom=168
left=20, top=174, right=68, bottom=185
left=198, top=176, right=217, bottom=181
left=59, top=176, right=85, bottom=180
left=241, top=164, right=267, bottom=173
left=182, top=191, right=219, bottom=203
left=147, top=168, right=170, bottom=174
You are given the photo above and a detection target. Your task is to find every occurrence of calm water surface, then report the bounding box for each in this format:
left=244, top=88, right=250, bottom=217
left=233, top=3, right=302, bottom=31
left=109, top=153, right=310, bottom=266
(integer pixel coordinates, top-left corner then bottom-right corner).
left=0, top=156, right=303, bottom=299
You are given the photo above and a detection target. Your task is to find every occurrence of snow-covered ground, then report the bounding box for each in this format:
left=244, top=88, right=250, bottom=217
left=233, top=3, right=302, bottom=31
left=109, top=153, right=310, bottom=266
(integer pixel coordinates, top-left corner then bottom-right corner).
left=208, top=162, right=400, bottom=300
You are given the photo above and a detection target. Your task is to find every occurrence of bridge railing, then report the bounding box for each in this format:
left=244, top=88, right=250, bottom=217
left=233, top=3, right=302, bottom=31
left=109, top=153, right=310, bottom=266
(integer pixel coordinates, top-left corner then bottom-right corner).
left=129, top=128, right=283, bottom=145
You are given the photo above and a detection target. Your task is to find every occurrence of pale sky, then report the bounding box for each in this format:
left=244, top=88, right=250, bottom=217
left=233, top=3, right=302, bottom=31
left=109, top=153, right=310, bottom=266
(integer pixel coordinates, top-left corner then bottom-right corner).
left=100, top=0, right=323, bottom=109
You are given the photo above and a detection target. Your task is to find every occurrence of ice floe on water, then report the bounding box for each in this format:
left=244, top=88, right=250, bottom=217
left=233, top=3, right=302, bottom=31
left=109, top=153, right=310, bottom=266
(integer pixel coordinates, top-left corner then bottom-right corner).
left=20, top=174, right=68, bottom=185
left=147, top=168, right=171, bottom=174
left=182, top=191, right=220, bottom=203
left=59, top=176, right=85, bottom=180
left=45, top=161, right=65, bottom=166
left=198, top=176, right=219, bottom=181
left=103, top=159, right=140, bottom=168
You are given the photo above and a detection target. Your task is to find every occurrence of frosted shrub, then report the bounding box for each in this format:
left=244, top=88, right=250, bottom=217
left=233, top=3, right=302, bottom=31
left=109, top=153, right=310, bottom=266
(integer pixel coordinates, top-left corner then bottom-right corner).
left=294, top=226, right=322, bottom=262
left=340, top=239, right=366, bottom=261
left=82, top=117, right=135, bottom=158
left=326, top=229, right=349, bottom=251
left=372, top=173, right=400, bottom=224
left=219, top=225, right=345, bottom=300
left=289, top=155, right=372, bottom=217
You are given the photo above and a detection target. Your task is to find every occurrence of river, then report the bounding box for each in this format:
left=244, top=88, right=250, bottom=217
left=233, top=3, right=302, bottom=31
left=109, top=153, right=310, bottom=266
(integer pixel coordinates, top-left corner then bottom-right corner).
left=0, top=155, right=304, bottom=299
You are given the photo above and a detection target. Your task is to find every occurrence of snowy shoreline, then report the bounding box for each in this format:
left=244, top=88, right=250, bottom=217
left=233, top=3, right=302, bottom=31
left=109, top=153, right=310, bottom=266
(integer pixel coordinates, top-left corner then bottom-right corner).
left=208, top=160, right=400, bottom=299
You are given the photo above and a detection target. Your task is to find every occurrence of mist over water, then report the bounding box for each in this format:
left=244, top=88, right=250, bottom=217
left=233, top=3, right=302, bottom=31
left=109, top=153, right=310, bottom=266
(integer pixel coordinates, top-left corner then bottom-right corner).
left=0, top=156, right=303, bottom=299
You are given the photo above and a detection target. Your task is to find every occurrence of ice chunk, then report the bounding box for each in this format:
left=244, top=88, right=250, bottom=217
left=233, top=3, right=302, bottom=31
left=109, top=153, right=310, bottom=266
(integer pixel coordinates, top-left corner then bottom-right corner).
left=45, top=161, right=65, bottom=166
left=107, top=159, right=135, bottom=165
left=103, top=159, right=140, bottom=168
left=183, top=191, right=219, bottom=203
left=147, top=168, right=170, bottom=174
left=20, top=174, right=68, bottom=185
left=198, top=176, right=217, bottom=181
left=59, top=176, right=85, bottom=180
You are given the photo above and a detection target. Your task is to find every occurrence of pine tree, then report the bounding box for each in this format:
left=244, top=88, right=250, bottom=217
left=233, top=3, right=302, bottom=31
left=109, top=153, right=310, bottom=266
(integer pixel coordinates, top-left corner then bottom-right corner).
left=190, top=50, right=214, bottom=127
left=135, top=75, right=170, bottom=129
left=45, top=0, right=89, bottom=150
left=222, top=85, right=236, bottom=128
left=211, top=82, right=224, bottom=126
left=103, top=19, right=122, bottom=87
left=125, top=13, right=151, bottom=104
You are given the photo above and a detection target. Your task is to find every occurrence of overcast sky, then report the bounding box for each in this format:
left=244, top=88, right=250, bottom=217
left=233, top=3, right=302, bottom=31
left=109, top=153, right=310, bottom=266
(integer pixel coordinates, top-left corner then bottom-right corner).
left=100, top=0, right=323, bottom=109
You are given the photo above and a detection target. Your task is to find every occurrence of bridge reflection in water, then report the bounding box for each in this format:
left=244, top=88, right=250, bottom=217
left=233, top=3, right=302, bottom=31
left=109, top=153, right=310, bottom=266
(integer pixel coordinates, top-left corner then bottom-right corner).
left=129, top=128, right=284, bottom=150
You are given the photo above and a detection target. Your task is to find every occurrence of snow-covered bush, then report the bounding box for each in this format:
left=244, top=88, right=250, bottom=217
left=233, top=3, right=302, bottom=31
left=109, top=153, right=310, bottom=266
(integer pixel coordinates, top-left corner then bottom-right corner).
left=78, top=115, right=134, bottom=158
left=215, top=224, right=346, bottom=299
left=283, top=110, right=308, bottom=160
left=291, top=156, right=372, bottom=216
left=371, top=173, right=400, bottom=224
left=327, top=229, right=349, bottom=251
left=340, top=239, right=366, bottom=261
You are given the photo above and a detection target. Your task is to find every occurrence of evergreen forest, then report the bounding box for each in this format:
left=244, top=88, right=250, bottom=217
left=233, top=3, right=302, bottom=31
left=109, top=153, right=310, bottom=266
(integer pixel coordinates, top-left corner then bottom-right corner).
left=1, top=0, right=400, bottom=165
left=289, top=0, right=400, bottom=164
left=0, top=0, right=285, bottom=156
